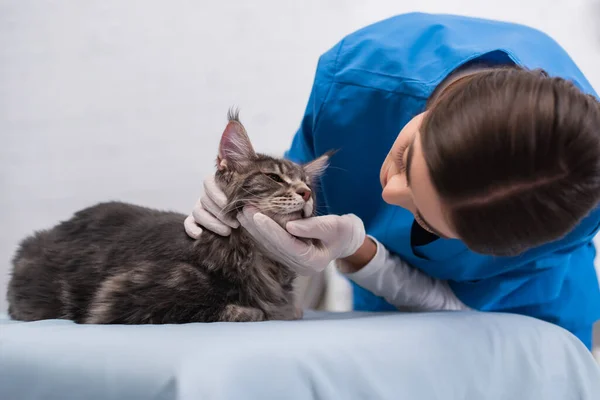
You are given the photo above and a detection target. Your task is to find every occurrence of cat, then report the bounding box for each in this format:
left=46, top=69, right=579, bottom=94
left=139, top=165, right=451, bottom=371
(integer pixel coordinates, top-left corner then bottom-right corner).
left=7, top=109, right=331, bottom=324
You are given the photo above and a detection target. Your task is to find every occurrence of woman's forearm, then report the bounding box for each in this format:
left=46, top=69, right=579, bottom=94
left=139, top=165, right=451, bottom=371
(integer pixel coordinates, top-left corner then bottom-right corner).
left=337, top=237, right=470, bottom=312
left=339, top=237, right=378, bottom=273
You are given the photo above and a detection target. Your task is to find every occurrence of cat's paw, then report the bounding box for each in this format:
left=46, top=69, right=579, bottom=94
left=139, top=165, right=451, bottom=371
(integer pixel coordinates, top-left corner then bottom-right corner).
left=294, top=306, right=304, bottom=320
left=221, top=305, right=266, bottom=322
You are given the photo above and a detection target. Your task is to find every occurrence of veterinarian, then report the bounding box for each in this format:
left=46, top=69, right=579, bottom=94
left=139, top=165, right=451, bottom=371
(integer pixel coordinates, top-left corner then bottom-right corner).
left=184, top=13, right=600, bottom=350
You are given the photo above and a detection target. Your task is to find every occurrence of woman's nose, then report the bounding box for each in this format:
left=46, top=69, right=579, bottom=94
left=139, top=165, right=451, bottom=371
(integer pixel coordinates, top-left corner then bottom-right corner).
left=382, top=174, right=413, bottom=210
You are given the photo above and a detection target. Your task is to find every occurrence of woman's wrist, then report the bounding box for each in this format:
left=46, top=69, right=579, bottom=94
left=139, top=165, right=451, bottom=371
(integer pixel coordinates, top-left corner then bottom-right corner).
left=339, top=236, right=378, bottom=273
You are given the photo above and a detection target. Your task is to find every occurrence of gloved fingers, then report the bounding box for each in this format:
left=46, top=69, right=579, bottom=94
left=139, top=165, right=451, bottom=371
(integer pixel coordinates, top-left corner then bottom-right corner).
left=237, top=207, right=331, bottom=276
left=200, top=194, right=239, bottom=229
left=184, top=214, right=204, bottom=239
left=235, top=207, right=278, bottom=246
left=192, top=206, right=232, bottom=237
left=286, top=214, right=366, bottom=258
left=285, top=215, right=341, bottom=241
left=203, top=175, right=228, bottom=208
left=251, top=213, right=333, bottom=275
left=238, top=208, right=310, bottom=255
left=344, top=214, right=367, bottom=255
left=253, top=213, right=310, bottom=250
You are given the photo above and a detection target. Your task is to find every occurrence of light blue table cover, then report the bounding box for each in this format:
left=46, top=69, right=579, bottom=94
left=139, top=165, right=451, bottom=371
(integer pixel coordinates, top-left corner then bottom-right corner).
left=1, top=311, right=599, bottom=399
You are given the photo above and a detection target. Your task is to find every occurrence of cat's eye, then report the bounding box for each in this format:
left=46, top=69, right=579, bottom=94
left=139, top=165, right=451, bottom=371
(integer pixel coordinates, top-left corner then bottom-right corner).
left=266, top=173, right=284, bottom=184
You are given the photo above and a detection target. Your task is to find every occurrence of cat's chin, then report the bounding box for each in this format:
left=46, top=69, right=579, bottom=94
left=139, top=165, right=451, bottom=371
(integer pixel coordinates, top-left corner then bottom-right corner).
left=264, top=211, right=304, bottom=230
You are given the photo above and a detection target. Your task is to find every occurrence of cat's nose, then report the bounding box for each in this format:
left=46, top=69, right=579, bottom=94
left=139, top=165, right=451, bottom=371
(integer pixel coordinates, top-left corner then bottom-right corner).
left=297, top=188, right=312, bottom=202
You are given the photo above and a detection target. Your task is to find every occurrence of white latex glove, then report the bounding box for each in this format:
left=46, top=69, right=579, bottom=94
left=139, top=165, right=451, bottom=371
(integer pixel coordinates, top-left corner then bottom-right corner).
left=184, top=175, right=238, bottom=239
left=236, top=207, right=366, bottom=276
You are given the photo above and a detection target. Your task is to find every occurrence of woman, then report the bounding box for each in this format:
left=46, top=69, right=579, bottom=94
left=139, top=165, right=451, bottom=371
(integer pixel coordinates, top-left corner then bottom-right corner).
left=184, top=13, right=600, bottom=349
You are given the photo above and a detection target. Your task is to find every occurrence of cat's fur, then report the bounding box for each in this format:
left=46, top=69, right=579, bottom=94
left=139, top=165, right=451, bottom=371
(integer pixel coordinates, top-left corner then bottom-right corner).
left=7, top=110, right=331, bottom=324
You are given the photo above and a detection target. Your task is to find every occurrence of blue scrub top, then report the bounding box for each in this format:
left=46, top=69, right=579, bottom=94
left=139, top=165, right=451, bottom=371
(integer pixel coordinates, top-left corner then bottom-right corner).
left=285, top=13, right=600, bottom=349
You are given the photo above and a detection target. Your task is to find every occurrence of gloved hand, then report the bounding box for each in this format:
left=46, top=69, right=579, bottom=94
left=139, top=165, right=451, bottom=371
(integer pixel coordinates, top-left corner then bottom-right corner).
left=237, top=207, right=366, bottom=275
left=184, top=174, right=366, bottom=276
left=184, top=175, right=239, bottom=239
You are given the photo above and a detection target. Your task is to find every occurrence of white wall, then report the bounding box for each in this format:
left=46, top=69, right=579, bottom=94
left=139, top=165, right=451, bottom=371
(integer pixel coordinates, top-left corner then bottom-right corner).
left=1, top=0, right=600, bottom=314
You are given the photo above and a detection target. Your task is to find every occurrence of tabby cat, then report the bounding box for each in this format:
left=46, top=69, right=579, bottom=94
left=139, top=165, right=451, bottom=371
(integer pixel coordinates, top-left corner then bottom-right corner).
left=7, top=110, right=330, bottom=324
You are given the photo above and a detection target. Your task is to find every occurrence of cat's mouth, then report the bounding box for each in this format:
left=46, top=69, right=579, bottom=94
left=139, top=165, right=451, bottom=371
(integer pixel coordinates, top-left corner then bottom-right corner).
left=302, top=197, right=314, bottom=218
left=294, top=198, right=314, bottom=219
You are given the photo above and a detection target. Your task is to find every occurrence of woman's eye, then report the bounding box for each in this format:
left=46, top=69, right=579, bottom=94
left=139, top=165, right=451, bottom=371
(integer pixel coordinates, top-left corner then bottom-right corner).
left=395, top=144, right=408, bottom=173
left=266, top=173, right=284, bottom=183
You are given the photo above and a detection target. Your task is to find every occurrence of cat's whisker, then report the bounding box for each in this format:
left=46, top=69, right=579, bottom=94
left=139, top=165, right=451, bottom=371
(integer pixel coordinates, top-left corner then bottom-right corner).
left=238, top=186, right=261, bottom=197
left=252, top=205, right=285, bottom=214
left=219, top=202, right=243, bottom=216
left=219, top=196, right=263, bottom=216
left=320, top=165, right=348, bottom=172
left=220, top=193, right=268, bottom=215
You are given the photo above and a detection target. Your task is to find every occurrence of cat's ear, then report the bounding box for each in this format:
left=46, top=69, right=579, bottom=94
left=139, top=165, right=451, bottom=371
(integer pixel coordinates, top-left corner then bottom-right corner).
left=217, top=111, right=256, bottom=171
left=303, top=150, right=335, bottom=180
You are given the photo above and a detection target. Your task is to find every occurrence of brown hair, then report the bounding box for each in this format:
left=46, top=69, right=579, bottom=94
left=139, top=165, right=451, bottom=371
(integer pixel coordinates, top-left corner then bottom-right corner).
left=421, top=67, right=600, bottom=256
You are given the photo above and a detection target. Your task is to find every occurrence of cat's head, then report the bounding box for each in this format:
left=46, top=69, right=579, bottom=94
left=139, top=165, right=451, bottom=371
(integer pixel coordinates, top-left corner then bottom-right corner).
left=214, top=109, right=331, bottom=228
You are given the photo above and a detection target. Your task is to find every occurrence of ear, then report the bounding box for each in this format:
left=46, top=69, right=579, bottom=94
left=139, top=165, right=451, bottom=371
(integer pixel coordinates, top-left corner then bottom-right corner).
left=217, top=114, right=256, bottom=171
left=303, top=150, right=335, bottom=180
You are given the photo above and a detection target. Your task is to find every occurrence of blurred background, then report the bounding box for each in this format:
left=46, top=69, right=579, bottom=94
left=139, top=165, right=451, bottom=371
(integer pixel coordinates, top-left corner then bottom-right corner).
left=1, top=1, right=600, bottom=356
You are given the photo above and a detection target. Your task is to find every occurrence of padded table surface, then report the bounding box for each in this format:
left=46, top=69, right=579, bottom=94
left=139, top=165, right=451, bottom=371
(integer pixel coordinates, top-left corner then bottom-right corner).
left=1, top=311, right=599, bottom=400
